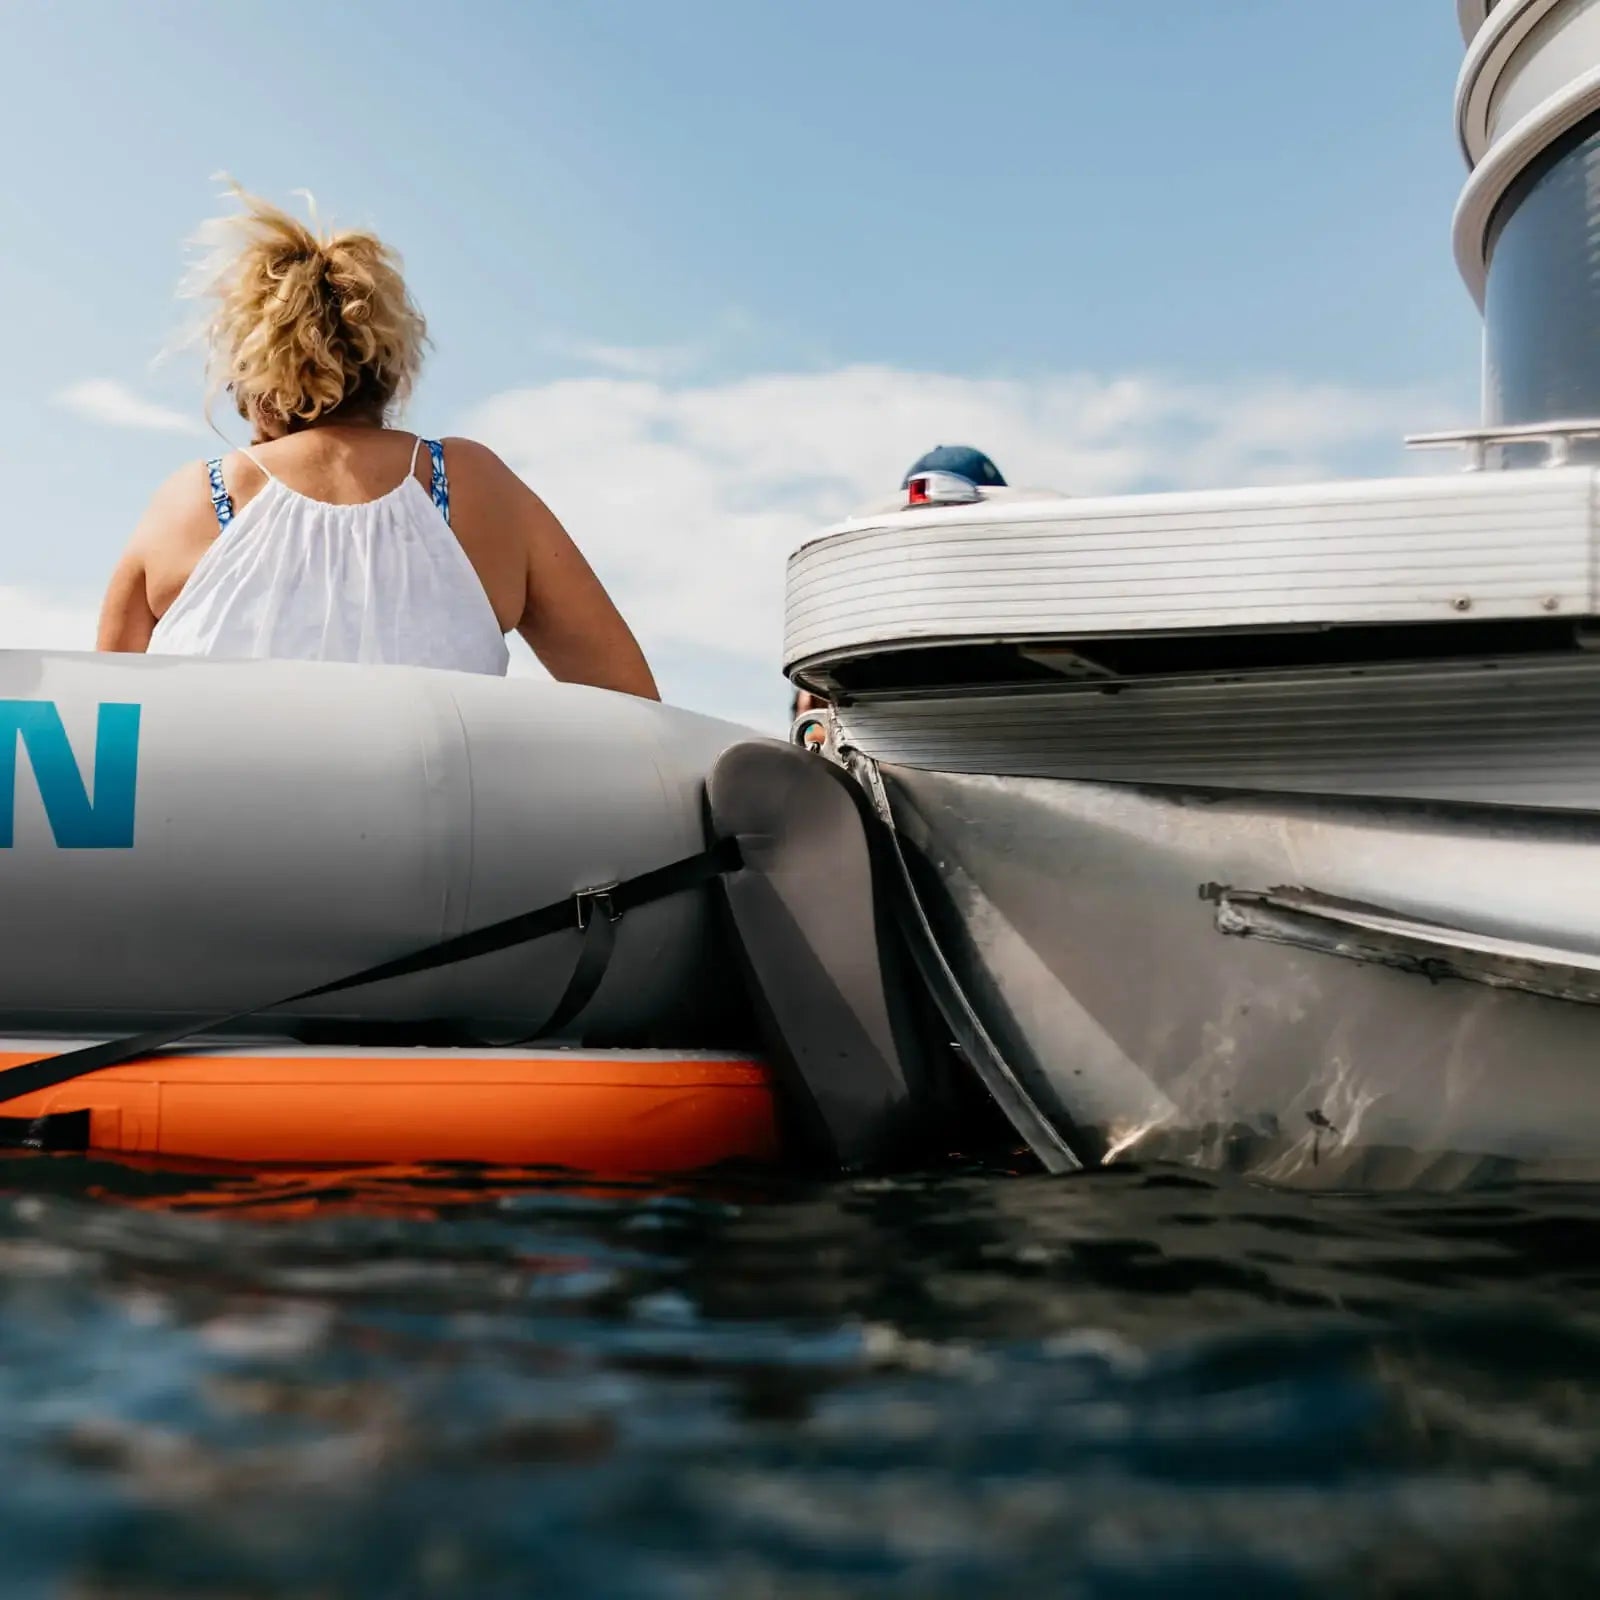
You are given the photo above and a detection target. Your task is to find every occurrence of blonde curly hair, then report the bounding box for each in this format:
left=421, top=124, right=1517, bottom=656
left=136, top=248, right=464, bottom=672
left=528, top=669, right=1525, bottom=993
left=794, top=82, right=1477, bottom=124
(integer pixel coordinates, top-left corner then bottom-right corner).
left=186, top=181, right=428, bottom=430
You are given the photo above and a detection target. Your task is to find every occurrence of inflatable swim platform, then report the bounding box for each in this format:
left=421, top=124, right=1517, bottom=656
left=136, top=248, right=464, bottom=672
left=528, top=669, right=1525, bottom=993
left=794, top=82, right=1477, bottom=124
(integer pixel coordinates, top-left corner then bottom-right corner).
left=0, top=650, right=945, bottom=1175
left=0, top=1043, right=778, bottom=1170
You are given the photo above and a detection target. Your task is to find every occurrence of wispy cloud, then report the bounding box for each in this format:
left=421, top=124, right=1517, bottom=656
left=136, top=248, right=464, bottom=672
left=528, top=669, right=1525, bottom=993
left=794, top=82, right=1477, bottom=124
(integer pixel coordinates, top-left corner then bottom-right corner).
left=54, top=379, right=206, bottom=437
left=560, top=341, right=701, bottom=380
left=463, top=358, right=1459, bottom=721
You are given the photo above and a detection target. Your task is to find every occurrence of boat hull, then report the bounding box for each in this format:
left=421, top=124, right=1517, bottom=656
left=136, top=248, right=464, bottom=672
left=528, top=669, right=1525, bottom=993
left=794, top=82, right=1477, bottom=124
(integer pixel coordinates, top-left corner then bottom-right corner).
left=885, top=763, right=1600, bottom=1185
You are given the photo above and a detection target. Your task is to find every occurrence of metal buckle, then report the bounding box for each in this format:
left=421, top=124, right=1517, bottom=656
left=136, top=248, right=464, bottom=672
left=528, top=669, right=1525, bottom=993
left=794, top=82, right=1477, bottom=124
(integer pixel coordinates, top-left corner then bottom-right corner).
left=574, top=883, right=622, bottom=930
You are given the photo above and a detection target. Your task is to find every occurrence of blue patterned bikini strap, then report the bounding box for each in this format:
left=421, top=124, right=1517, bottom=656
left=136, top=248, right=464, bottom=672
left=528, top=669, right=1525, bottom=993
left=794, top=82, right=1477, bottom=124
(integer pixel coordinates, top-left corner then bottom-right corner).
left=424, top=439, right=451, bottom=526
left=205, top=457, right=233, bottom=530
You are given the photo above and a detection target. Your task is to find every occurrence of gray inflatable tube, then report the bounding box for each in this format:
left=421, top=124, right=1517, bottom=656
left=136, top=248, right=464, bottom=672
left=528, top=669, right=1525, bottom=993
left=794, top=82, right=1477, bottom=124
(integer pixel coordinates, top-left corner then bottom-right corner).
left=0, top=650, right=758, bottom=1043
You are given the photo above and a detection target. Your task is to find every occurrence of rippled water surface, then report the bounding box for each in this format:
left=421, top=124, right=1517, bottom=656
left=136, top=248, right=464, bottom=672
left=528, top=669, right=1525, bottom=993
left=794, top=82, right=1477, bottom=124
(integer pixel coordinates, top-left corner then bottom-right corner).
left=3, top=1152, right=1600, bottom=1598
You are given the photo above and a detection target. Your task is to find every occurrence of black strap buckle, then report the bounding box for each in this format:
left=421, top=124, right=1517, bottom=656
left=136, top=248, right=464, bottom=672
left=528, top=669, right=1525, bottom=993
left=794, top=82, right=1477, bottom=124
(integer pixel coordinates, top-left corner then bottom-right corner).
left=574, top=883, right=622, bottom=931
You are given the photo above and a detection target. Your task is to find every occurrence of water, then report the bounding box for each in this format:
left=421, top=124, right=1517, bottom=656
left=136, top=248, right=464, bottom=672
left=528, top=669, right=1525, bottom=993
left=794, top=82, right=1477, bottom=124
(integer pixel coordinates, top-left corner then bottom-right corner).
left=2, top=1152, right=1599, bottom=1598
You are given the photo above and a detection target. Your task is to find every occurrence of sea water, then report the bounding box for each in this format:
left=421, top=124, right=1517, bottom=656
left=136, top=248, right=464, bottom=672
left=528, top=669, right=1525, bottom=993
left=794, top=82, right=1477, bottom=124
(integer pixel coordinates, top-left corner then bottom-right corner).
left=1, top=1152, right=1597, bottom=1598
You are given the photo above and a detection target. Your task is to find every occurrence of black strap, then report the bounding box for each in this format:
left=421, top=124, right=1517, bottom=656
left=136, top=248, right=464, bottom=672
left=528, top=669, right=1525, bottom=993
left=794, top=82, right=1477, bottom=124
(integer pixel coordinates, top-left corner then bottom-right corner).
left=0, top=835, right=741, bottom=1109
left=508, top=888, right=620, bottom=1045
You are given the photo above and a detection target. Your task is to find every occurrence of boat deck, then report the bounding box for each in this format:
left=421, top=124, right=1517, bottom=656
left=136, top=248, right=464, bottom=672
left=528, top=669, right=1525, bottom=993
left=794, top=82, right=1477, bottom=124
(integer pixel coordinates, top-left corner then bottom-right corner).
left=786, top=466, right=1600, bottom=687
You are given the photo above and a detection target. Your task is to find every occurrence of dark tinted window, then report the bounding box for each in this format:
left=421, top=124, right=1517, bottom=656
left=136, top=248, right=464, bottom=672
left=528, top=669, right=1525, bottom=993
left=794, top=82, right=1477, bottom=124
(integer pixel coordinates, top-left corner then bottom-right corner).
left=1484, top=111, right=1600, bottom=427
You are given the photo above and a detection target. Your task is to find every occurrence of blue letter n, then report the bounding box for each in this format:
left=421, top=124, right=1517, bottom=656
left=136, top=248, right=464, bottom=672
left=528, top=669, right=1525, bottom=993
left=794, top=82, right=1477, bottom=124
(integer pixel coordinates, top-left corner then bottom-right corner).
left=0, top=701, right=140, bottom=848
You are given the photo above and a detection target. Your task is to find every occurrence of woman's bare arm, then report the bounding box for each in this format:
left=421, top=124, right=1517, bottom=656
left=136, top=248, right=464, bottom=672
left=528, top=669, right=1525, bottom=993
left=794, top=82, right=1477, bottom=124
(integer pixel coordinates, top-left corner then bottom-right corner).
left=520, top=512, right=661, bottom=698
left=96, top=549, right=157, bottom=652
left=456, top=441, right=660, bottom=700
left=96, top=466, right=202, bottom=653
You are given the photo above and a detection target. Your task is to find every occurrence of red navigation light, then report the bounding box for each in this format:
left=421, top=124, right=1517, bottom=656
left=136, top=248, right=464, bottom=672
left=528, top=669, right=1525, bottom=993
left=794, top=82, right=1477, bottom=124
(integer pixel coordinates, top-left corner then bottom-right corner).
left=904, top=470, right=982, bottom=509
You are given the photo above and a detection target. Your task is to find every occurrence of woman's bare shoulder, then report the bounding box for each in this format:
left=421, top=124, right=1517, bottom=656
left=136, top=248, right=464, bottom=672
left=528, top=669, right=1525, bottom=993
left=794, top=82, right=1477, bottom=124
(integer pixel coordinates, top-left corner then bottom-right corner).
left=132, top=460, right=220, bottom=549
left=147, top=457, right=213, bottom=505
left=139, top=454, right=276, bottom=569
left=439, top=436, right=515, bottom=483
left=441, top=437, right=561, bottom=525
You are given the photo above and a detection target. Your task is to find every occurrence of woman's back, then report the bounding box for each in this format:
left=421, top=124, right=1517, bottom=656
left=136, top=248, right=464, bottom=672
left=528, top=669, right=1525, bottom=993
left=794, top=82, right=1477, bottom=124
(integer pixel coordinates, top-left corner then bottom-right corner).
left=99, top=184, right=658, bottom=699
left=147, top=429, right=511, bottom=676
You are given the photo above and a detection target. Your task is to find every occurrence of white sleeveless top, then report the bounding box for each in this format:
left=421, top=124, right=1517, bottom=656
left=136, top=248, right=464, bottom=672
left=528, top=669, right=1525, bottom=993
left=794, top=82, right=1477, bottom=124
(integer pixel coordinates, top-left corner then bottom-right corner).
left=148, top=436, right=511, bottom=677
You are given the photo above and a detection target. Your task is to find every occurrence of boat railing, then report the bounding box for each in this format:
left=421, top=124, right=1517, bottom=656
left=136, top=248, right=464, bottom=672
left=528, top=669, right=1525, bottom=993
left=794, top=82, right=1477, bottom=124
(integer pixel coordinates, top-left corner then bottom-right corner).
left=1405, top=418, right=1600, bottom=470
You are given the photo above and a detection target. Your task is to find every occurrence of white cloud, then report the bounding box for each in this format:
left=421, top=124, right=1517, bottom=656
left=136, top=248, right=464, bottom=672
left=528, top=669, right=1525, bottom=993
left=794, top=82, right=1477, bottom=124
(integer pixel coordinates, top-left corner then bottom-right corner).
left=462, top=362, right=1458, bottom=709
left=0, top=587, right=100, bottom=652
left=54, top=379, right=206, bottom=437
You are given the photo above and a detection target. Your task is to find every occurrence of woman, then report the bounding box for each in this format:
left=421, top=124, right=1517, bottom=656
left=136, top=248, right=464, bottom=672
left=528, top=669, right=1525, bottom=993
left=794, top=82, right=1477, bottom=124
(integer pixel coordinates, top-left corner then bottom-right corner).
left=97, top=186, right=659, bottom=698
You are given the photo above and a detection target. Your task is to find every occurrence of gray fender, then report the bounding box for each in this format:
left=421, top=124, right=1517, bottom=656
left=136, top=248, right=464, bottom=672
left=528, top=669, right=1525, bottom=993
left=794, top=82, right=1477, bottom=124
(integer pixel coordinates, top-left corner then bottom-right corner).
left=707, top=741, right=938, bottom=1171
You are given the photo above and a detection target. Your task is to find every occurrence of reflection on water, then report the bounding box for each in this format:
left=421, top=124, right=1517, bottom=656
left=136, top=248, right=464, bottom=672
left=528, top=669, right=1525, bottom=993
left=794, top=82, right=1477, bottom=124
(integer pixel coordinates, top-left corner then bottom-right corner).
left=3, top=1151, right=1600, bottom=1598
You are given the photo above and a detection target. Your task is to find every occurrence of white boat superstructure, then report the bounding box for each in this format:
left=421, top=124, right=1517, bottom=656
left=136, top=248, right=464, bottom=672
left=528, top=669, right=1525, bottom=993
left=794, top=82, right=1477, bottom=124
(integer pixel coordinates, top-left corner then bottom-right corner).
left=1454, top=0, right=1600, bottom=425
left=788, top=463, right=1600, bottom=810
left=782, top=4, right=1600, bottom=1186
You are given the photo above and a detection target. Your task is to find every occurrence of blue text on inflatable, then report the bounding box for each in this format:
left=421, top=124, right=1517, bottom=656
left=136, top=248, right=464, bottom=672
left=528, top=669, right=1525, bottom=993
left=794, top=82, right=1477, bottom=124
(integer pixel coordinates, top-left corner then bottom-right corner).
left=0, top=701, right=140, bottom=848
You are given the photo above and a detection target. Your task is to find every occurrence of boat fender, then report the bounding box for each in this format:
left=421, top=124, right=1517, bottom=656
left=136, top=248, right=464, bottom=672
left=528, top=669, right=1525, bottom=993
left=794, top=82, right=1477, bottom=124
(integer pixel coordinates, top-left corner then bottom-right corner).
left=706, top=739, right=940, bottom=1171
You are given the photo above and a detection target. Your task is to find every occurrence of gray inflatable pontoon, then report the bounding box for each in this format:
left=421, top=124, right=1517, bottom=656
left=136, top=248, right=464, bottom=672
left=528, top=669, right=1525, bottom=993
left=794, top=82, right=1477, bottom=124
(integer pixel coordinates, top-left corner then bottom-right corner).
left=0, top=650, right=753, bottom=1043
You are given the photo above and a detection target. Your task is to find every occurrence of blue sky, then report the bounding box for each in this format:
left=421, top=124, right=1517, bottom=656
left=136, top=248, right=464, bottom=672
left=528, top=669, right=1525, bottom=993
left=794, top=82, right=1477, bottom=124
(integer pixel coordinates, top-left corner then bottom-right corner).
left=0, top=1, right=1479, bottom=726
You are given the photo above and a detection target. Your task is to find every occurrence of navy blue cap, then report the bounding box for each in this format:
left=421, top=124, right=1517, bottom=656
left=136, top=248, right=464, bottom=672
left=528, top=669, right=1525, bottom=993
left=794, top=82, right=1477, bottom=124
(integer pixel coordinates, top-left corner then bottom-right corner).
left=902, top=445, right=1006, bottom=489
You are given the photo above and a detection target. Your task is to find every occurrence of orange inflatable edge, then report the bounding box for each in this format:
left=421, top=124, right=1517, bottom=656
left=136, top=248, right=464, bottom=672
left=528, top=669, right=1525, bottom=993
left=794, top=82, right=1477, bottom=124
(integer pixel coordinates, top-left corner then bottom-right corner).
left=0, top=1048, right=783, bottom=1172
